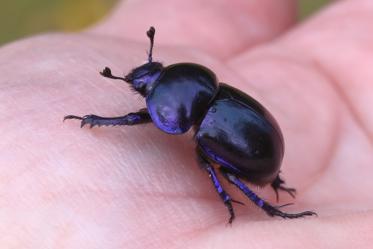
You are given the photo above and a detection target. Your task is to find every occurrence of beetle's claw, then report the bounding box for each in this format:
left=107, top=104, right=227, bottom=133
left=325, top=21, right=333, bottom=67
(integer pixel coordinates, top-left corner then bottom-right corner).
left=271, top=176, right=296, bottom=202
left=264, top=203, right=317, bottom=219
left=278, top=210, right=317, bottom=219
left=80, top=115, right=99, bottom=128
left=280, top=187, right=296, bottom=199
left=80, top=118, right=88, bottom=128
left=63, top=115, right=98, bottom=128
left=281, top=210, right=318, bottom=219
left=273, top=187, right=297, bottom=202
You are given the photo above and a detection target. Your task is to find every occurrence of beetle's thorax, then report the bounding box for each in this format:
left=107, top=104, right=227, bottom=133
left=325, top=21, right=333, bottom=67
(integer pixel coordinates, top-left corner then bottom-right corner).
left=146, top=63, right=219, bottom=134
left=125, top=62, right=164, bottom=97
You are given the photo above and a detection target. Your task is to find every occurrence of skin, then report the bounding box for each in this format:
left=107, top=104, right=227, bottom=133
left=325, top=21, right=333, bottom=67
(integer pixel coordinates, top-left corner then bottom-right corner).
left=0, top=0, right=373, bottom=248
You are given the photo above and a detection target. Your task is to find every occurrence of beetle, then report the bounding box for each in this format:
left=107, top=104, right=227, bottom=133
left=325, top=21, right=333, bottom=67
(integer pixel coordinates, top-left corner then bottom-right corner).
left=64, top=27, right=316, bottom=223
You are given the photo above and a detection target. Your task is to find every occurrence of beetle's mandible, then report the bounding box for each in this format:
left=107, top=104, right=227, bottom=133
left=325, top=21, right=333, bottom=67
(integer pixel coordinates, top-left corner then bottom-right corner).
left=64, top=26, right=316, bottom=223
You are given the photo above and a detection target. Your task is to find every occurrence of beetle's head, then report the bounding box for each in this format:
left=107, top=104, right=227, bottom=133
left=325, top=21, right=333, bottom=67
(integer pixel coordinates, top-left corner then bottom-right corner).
left=124, top=61, right=163, bottom=96
left=101, top=27, right=164, bottom=97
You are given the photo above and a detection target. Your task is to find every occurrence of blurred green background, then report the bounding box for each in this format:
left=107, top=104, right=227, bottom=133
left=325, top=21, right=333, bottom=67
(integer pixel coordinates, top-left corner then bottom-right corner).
left=0, top=0, right=329, bottom=46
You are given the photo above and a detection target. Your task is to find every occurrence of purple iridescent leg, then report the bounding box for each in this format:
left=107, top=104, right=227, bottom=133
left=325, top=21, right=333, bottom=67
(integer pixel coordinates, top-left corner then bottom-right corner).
left=197, top=154, right=243, bottom=224
left=63, top=108, right=151, bottom=128
left=220, top=170, right=317, bottom=219
left=271, top=174, right=296, bottom=202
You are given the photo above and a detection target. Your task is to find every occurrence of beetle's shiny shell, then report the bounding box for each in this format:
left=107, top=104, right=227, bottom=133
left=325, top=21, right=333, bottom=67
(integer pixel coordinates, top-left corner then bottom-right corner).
left=146, top=63, right=218, bottom=134
left=196, top=84, right=284, bottom=185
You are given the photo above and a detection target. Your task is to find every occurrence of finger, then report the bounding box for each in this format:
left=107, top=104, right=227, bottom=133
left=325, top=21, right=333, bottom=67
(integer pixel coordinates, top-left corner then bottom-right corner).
left=227, top=0, right=373, bottom=193
left=281, top=0, right=373, bottom=143
left=92, top=0, right=297, bottom=59
left=230, top=0, right=373, bottom=143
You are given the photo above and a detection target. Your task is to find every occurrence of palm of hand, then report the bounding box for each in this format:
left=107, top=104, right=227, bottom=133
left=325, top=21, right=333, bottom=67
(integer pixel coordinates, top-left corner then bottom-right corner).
left=1, top=0, right=372, bottom=248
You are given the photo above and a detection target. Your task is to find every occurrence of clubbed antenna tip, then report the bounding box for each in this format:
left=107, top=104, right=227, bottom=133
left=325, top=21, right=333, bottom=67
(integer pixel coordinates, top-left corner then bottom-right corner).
left=146, top=26, right=156, bottom=63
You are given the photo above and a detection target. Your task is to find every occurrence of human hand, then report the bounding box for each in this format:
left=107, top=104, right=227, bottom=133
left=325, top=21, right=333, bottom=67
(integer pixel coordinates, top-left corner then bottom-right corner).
left=1, top=0, right=372, bottom=248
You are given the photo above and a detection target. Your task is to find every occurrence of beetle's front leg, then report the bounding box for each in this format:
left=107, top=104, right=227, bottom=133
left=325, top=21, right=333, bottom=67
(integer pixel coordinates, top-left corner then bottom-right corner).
left=63, top=108, right=151, bottom=128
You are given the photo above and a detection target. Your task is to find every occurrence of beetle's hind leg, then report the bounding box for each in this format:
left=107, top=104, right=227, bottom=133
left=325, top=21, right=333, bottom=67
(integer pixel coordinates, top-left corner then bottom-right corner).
left=271, top=174, right=296, bottom=202
left=64, top=108, right=151, bottom=128
left=220, top=169, right=316, bottom=219
left=197, top=152, right=244, bottom=224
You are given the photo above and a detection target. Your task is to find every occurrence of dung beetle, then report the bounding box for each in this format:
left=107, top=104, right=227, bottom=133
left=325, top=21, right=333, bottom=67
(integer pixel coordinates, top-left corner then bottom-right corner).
left=64, top=27, right=316, bottom=223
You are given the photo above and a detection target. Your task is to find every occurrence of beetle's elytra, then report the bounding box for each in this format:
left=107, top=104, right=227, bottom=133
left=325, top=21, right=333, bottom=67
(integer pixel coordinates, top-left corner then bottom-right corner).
left=64, top=27, right=316, bottom=223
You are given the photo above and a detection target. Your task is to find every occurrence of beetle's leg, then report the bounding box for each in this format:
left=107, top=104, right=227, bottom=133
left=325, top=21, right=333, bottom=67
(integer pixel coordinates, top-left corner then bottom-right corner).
left=197, top=153, right=244, bottom=224
left=271, top=174, right=296, bottom=202
left=220, top=169, right=317, bottom=219
left=64, top=108, right=151, bottom=128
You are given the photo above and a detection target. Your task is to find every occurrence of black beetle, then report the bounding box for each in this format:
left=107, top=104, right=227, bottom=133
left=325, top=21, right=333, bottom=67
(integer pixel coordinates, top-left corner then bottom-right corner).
left=64, top=27, right=316, bottom=223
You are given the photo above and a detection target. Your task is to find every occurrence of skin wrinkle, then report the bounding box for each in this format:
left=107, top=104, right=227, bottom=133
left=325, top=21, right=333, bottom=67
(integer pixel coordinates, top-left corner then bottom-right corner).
left=114, top=202, right=218, bottom=249
left=38, top=175, right=311, bottom=220
left=172, top=219, right=229, bottom=248
left=0, top=139, right=46, bottom=187
left=312, top=60, right=373, bottom=145
left=41, top=188, right=219, bottom=204
left=37, top=149, right=268, bottom=231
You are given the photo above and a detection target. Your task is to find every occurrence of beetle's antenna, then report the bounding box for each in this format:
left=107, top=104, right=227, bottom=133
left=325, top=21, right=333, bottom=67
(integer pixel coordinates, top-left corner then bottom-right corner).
left=100, top=67, right=127, bottom=81
left=146, top=26, right=155, bottom=63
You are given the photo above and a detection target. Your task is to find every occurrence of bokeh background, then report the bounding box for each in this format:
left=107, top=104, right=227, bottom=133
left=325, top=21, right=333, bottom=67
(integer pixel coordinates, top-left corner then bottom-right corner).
left=0, top=0, right=329, bottom=46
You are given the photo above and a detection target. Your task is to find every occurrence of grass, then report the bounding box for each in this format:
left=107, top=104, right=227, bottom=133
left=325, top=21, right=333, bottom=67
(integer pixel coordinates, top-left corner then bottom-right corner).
left=0, top=0, right=329, bottom=45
